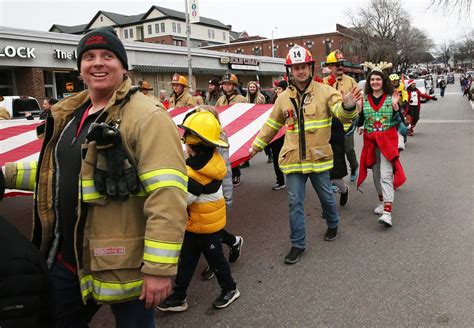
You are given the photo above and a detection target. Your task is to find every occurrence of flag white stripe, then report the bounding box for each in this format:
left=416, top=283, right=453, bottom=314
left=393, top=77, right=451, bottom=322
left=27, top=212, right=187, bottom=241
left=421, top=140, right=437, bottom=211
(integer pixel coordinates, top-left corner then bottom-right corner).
left=228, top=107, right=274, bottom=157
left=0, top=130, right=38, bottom=153
left=218, top=103, right=256, bottom=126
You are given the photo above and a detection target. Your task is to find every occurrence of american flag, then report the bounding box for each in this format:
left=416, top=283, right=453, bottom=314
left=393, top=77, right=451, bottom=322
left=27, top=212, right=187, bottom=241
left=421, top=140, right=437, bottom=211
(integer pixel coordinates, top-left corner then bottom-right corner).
left=1, top=104, right=283, bottom=196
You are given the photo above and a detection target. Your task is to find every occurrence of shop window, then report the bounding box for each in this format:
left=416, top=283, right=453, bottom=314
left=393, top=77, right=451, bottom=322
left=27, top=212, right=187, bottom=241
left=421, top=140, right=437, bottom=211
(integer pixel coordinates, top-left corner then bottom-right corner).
left=177, top=23, right=181, bottom=34
left=172, top=22, right=176, bottom=33
left=211, top=30, right=215, bottom=39
left=129, top=28, right=133, bottom=38
left=124, top=29, right=129, bottom=39
left=223, top=32, right=226, bottom=41
left=161, top=22, right=165, bottom=32
left=148, top=25, right=152, bottom=35
left=208, top=29, right=211, bottom=38
left=155, top=23, right=159, bottom=33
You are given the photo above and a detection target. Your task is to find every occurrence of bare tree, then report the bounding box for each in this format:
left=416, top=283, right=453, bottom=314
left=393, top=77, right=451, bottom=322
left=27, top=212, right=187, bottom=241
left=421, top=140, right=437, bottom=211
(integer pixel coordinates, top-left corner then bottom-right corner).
left=346, top=0, right=433, bottom=70
left=436, top=43, right=452, bottom=65
left=428, top=0, right=472, bottom=14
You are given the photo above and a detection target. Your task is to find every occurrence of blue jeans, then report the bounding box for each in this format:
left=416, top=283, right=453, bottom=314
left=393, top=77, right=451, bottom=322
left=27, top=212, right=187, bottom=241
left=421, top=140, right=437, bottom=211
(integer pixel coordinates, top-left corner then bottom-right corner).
left=49, top=260, right=155, bottom=328
left=286, top=171, right=339, bottom=249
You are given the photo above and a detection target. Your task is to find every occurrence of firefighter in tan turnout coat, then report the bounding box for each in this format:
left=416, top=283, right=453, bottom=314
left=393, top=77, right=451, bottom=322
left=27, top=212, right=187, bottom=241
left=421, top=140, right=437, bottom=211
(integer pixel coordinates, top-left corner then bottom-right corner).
left=3, top=27, right=187, bottom=327
left=249, top=44, right=361, bottom=264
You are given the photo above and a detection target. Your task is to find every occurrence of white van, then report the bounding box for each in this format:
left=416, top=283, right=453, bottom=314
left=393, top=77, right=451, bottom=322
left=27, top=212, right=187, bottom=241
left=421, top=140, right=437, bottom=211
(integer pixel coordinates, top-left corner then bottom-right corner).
left=0, top=96, right=41, bottom=119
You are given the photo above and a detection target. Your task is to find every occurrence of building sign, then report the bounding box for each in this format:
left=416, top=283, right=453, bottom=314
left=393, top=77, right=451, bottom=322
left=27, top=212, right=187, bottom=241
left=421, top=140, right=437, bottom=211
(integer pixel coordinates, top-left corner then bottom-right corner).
left=53, top=49, right=77, bottom=60
left=220, top=56, right=260, bottom=70
left=66, top=82, right=74, bottom=92
left=0, top=46, right=35, bottom=58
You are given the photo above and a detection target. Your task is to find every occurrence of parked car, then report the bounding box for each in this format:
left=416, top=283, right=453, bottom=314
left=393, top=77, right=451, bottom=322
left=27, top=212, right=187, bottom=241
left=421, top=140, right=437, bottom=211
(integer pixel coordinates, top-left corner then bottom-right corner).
left=0, top=96, right=41, bottom=119
left=447, top=74, right=455, bottom=84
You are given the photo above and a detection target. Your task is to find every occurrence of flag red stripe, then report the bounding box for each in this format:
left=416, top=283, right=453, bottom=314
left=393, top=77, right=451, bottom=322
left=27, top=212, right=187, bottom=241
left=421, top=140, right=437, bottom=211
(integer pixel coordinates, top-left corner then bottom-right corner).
left=0, top=139, right=43, bottom=166
left=0, top=122, right=42, bottom=141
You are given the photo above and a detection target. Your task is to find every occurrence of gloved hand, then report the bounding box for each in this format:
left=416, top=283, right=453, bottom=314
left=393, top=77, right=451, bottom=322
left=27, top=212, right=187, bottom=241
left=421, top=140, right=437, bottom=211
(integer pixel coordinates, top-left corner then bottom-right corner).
left=431, top=96, right=438, bottom=101
left=87, top=123, right=140, bottom=199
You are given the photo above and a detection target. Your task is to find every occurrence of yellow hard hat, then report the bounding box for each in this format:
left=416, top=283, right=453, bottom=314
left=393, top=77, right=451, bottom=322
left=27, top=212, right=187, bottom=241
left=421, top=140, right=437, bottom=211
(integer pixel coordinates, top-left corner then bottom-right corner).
left=170, top=73, right=189, bottom=87
left=221, top=72, right=239, bottom=85
left=179, top=111, right=229, bottom=148
left=324, top=50, right=345, bottom=66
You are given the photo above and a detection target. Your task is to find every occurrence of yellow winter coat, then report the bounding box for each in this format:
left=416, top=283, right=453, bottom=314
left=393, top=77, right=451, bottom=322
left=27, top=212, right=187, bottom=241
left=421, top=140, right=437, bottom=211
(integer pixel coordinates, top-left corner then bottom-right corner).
left=251, top=81, right=358, bottom=174
left=186, top=151, right=227, bottom=234
left=215, top=92, right=247, bottom=106
left=4, top=78, right=188, bottom=304
left=169, top=91, right=196, bottom=108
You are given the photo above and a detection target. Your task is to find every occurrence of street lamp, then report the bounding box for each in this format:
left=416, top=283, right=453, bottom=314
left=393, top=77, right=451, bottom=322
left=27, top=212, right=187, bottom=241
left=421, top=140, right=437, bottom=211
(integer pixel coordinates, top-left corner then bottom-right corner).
left=271, top=26, right=278, bottom=57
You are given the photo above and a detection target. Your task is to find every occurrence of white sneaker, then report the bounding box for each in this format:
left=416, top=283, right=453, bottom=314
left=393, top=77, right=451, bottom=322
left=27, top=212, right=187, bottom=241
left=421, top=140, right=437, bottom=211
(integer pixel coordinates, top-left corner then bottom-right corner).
left=378, top=211, right=392, bottom=227
left=374, top=203, right=384, bottom=215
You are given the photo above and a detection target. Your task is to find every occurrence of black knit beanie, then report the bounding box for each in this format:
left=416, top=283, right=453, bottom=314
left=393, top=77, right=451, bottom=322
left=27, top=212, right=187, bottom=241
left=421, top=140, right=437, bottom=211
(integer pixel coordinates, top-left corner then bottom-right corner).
left=77, top=26, right=128, bottom=71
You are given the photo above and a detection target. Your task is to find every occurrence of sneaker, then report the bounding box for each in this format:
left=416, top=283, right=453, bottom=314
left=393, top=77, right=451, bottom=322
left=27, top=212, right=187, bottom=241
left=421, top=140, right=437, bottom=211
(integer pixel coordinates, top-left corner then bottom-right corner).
left=340, top=186, right=349, bottom=206
left=232, top=176, right=241, bottom=187
left=157, top=294, right=188, bottom=312
left=213, top=289, right=240, bottom=309
left=272, top=183, right=286, bottom=191
left=324, top=227, right=338, bottom=241
left=350, top=168, right=358, bottom=182
left=374, top=203, right=384, bottom=215
left=284, top=247, right=305, bottom=264
left=201, top=266, right=214, bottom=280
left=378, top=211, right=392, bottom=228
left=229, top=236, right=243, bottom=263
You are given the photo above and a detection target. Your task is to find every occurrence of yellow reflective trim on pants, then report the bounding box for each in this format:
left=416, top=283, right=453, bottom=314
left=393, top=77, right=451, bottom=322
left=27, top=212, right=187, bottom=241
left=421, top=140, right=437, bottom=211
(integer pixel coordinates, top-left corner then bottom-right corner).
left=343, top=123, right=352, bottom=132
left=143, top=239, right=181, bottom=264
left=279, top=160, right=334, bottom=174
left=139, top=169, right=188, bottom=193
left=80, top=275, right=143, bottom=302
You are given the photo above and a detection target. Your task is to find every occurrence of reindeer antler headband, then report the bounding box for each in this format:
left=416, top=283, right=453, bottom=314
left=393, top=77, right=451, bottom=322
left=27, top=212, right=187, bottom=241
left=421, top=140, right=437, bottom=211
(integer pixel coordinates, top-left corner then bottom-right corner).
left=362, top=61, right=393, bottom=73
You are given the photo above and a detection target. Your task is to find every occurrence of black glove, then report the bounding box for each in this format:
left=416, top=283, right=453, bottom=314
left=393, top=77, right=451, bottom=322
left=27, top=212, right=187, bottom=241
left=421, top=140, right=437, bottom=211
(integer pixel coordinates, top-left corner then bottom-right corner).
left=0, top=170, right=5, bottom=200
left=432, top=96, right=438, bottom=101
left=87, top=123, right=140, bottom=199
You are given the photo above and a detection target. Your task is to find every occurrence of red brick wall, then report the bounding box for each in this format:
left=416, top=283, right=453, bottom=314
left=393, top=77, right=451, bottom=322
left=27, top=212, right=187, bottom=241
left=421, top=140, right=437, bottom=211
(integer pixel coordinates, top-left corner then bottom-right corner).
left=15, top=68, right=45, bottom=101
left=144, top=35, right=175, bottom=45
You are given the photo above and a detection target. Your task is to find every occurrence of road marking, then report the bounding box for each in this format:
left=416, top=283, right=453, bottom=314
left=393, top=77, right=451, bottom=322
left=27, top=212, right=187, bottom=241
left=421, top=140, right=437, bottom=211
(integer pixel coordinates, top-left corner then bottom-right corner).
left=418, top=120, right=474, bottom=123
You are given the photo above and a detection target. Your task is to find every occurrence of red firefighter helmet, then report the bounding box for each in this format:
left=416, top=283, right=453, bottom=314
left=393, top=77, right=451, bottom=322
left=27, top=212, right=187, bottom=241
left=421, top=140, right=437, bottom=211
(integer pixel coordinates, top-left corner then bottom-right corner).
left=285, top=45, right=315, bottom=66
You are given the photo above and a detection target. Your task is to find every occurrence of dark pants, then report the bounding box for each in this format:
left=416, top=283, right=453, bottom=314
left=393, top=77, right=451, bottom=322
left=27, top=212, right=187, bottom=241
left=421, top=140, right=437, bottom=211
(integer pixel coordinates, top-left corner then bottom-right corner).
left=440, top=87, right=446, bottom=97
left=221, top=229, right=237, bottom=246
left=232, top=167, right=241, bottom=178
left=49, top=261, right=154, bottom=328
left=407, top=105, right=420, bottom=126
left=344, top=134, right=358, bottom=172
left=174, top=231, right=236, bottom=299
left=270, top=136, right=285, bottom=185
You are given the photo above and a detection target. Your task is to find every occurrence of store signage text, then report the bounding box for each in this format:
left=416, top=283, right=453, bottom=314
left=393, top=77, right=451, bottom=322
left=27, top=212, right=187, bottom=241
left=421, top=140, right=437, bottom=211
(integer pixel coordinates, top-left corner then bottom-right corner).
left=220, top=56, right=260, bottom=66
left=0, top=46, right=36, bottom=58
left=54, top=49, right=77, bottom=60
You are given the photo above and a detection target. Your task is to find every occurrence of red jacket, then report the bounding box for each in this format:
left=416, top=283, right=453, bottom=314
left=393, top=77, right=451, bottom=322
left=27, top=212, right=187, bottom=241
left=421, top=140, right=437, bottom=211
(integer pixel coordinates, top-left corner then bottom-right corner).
left=406, top=88, right=434, bottom=113
left=357, top=126, right=406, bottom=189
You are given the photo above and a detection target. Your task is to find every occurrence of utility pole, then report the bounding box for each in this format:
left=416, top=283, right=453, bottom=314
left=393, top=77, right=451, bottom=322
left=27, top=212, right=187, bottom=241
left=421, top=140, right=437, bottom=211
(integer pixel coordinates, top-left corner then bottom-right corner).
left=185, top=0, right=193, bottom=90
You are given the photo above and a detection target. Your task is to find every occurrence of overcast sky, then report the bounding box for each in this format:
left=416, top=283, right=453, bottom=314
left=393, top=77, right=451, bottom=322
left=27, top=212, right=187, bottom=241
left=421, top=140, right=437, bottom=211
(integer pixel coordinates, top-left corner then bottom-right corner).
left=0, top=0, right=472, bottom=46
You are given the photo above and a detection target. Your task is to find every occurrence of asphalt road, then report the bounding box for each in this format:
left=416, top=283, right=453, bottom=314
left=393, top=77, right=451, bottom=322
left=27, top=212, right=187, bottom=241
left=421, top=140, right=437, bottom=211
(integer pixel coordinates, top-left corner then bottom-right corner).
left=1, top=80, right=473, bottom=327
